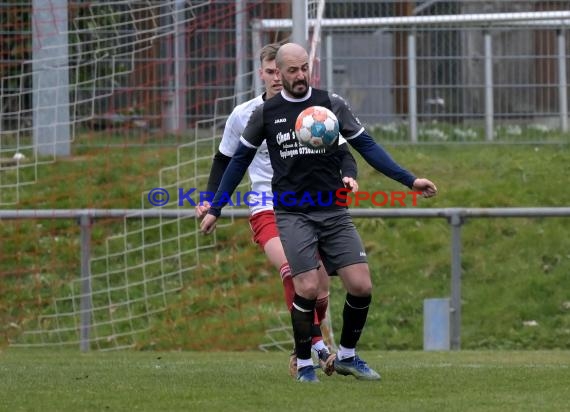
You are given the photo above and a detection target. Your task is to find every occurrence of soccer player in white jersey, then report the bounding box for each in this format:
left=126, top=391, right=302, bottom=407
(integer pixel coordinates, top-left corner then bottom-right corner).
left=195, top=43, right=359, bottom=377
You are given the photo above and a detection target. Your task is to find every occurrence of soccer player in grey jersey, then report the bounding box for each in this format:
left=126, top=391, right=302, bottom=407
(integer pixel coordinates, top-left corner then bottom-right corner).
left=201, top=43, right=437, bottom=382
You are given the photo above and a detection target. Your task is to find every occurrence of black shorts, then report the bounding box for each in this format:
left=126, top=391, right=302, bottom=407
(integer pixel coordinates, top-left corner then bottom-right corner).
left=275, top=208, right=368, bottom=277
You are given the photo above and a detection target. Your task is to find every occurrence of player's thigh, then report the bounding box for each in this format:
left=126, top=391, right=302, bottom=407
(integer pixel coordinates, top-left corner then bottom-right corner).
left=318, top=210, right=368, bottom=275
left=249, top=211, right=287, bottom=269
left=249, top=210, right=279, bottom=247
left=275, top=211, right=320, bottom=276
left=337, top=263, right=372, bottom=296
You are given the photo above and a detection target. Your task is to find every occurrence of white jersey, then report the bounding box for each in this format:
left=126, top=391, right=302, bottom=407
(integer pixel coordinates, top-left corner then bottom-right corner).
left=218, top=95, right=272, bottom=215
left=219, top=94, right=349, bottom=215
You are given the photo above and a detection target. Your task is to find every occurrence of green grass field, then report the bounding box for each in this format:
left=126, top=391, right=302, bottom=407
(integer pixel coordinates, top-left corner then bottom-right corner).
left=1, top=349, right=569, bottom=411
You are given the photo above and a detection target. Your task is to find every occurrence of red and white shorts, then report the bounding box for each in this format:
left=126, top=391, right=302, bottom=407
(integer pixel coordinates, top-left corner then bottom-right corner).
left=248, top=210, right=280, bottom=249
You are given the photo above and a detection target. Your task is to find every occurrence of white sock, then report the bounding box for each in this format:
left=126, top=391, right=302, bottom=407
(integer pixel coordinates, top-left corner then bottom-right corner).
left=337, top=345, right=355, bottom=361
left=312, top=339, right=327, bottom=353
left=297, top=357, right=314, bottom=370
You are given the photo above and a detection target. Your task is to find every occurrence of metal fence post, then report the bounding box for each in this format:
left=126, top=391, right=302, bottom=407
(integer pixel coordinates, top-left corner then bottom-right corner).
left=292, top=0, right=308, bottom=48
left=449, top=212, right=463, bottom=350
left=407, top=30, right=418, bottom=143
left=557, top=29, right=568, bottom=133
left=484, top=30, right=494, bottom=142
left=32, top=0, right=71, bottom=156
left=251, top=19, right=263, bottom=96
left=235, top=0, right=248, bottom=105
left=163, top=0, right=187, bottom=132
left=79, top=213, right=93, bottom=352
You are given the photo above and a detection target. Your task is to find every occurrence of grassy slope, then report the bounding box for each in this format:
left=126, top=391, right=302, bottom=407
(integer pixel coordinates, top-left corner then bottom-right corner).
left=2, top=141, right=570, bottom=350
left=343, top=144, right=570, bottom=349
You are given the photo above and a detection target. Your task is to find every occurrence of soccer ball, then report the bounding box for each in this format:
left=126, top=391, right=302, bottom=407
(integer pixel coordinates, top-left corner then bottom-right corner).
left=294, top=106, right=339, bottom=149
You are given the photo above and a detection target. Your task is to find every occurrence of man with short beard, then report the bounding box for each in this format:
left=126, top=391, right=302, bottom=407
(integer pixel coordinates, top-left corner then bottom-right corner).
left=201, top=43, right=438, bottom=382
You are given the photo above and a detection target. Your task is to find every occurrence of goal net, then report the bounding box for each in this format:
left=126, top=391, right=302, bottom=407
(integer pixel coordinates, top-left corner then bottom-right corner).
left=0, top=0, right=210, bottom=205
left=2, top=0, right=298, bottom=351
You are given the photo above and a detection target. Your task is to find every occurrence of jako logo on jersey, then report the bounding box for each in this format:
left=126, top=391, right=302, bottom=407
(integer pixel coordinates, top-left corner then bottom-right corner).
left=274, top=118, right=287, bottom=124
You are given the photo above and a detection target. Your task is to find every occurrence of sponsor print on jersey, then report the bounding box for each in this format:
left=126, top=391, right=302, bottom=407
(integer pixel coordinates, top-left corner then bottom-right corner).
left=277, top=128, right=326, bottom=159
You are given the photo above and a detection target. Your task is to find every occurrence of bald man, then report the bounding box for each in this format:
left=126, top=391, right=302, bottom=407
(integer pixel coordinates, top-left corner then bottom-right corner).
left=196, top=43, right=358, bottom=377
left=201, top=42, right=437, bottom=382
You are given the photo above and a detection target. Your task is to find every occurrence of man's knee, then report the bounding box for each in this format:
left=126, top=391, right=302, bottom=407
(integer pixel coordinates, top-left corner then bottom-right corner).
left=293, top=269, right=321, bottom=299
left=349, top=282, right=372, bottom=297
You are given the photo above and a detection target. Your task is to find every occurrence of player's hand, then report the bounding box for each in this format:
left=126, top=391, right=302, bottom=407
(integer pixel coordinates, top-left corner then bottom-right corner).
left=412, top=178, right=438, bottom=198
left=200, top=213, right=218, bottom=234
left=342, top=176, right=359, bottom=192
left=195, top=201, right=211, bottom=218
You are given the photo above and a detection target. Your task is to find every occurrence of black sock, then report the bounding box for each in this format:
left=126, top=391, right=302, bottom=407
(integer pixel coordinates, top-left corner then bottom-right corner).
left=340, top=293, right=371, bottom=350
left=291, top=294, right=316, bottom=360
left=311, top=323, right=322, bottom=341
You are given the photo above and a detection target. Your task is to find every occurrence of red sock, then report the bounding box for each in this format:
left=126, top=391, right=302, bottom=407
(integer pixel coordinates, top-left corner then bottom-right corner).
left=311, top=311, right=322, bottom=346
left=315, top=295, right=329, bottom=323
left=312, top=298, right=328, bottom=346
left=279, top=263, right=295, bottom=311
